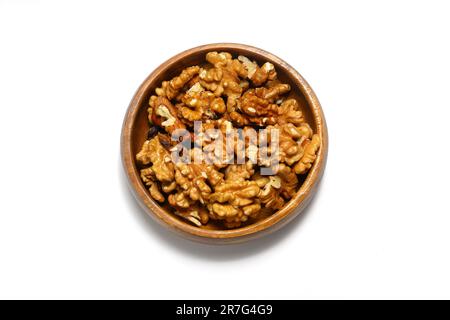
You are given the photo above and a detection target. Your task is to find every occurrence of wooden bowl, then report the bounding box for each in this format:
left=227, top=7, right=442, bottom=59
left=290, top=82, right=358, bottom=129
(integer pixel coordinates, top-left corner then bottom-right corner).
left=121, top=43, right=328, bottom=244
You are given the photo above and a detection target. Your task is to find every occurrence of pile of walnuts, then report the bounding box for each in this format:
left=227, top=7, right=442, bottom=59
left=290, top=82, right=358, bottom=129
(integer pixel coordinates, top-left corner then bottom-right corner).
left=136, top=52, right=321, bottom=229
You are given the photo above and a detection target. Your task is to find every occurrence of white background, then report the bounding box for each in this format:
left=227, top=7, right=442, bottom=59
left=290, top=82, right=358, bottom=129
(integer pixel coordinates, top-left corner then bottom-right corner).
left=1, top=0, right=449, bottom=299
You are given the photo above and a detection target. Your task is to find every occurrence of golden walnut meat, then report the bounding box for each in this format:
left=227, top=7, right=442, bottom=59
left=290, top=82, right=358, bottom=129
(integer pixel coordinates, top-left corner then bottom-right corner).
left=238, top=89, right=279, bottom=118
left=172, top=162, right=224, bottom=204
left=156, top=66, right=200, bottom=100
left=278, top=123, right=307, bottom=165
left=278, top=99, right=305, bottom=126
left=258, top=175, right=285, bottom=210
left=179, top=83, right=226, bottom=123
left=224, top=162, right=255, bottom=181
left=149, top=96, right=186, bottom=134
left=136, top=136, right=174, bottom=183
left=238, top=55, right=277, bottom=86
left=174, top=205, right=210, bottom=227
left=260, top=81, right=291, bottom=101
left=209, top=180, right=260, bottom=207
left=277, top=164, right=299, bottom=199
left=208, top=202, right=261, bottom=229
left=135, top=51, right=321, bottom=229
left=136, top=136, right=176, bottom=203
left=294, top=134, right=321, bottom=174
left=199, top=52, right=248, bottom=110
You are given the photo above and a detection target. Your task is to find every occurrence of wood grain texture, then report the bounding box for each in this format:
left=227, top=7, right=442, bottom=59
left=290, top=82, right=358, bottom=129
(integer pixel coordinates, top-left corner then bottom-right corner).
left=121, top=43, right=328, bottom=244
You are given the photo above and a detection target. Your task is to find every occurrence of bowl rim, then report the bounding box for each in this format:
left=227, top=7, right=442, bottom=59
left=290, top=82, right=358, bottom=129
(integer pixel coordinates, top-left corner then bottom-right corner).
left=121, top=43, right=328, bottom=243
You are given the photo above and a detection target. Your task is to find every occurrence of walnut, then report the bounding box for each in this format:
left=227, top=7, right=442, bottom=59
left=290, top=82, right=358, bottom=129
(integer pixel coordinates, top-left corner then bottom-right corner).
left=228, top=112, right=270, bottom=127
left=256, top=82, right=291, bottom=102
left=178, top=83, right=226, bottom=123
left=224, top=162, right=255, bottom=181
left=297, top=123, right=313, bottom=139
left=202, top=141, right=233, bottom=168
left=277, top=99, right=305, bottom=125
left=136, top=136, right=175, bottom=183
left=258, top=175, right=285, bottom=210
left=233, top=84, right=290, bottom=127
left=238, top=55, right=277, bottom=86
left=173, top=163, right=211, bottom=203
left=208, top=202, right=261, bottom=229
left=208, top=203, right=243, bottom=228
left=210, top=180, right=260, bottom=207
left=171, top=161, right=224, bottom=206
left=294, top=134, right=321, bottom=174
left=174, top=205, right=209, bottom=227
left=168, top=191, right=194, bottom=209
left=137, top=137, right=175, bottom=203
left=149, top=96, right=186, bottom=134
left=254, top=164, right=298, bottom=209
left=199, top=52, right=247, bottom=110
left=204, top=164, right=225, bottom=186
left=148, top=181, right=165, bottom=203
left=138, top=168, right=165, bottom=202
left=277, top=163, right=299, bottom=198
left=238, top=89, right=279, bottom=118
left=206, top=52, right=248, bottom=78
left=155, top=66, right=200, bottom=100
left=228, top=111, right=249, bottom=126
left=200, top=120, right=236, bottom=167
left=207, top=177, right=262, bottom=228
left=161, top=181, right=177, bottom=193
left=140, top=167, right=154, bottom=185
left=278, top=123, right=306, bottom=165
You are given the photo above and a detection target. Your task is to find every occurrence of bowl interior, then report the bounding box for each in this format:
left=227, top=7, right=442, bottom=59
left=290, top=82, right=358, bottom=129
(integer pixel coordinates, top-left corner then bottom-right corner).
left=124, top=44, right=325, bottom=241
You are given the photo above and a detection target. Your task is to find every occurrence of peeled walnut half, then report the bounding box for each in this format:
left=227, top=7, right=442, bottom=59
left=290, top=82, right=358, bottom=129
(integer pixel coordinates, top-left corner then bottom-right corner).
left=174, top=205, right=210, bottom=227
left=155, top=66, right=200, bottom=100
left=199, top=52, right=248, bottom=110
left=136, top=136, right=176, bottom=203
left=179, top=82, right=226, bottom=123
left=238, top=55, right=277, bottom=86
left=149, top=96, right=186, bottom=135
left=277, top=99, right=305, bottom=126
left=294, top=134, right=321, bottom=174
